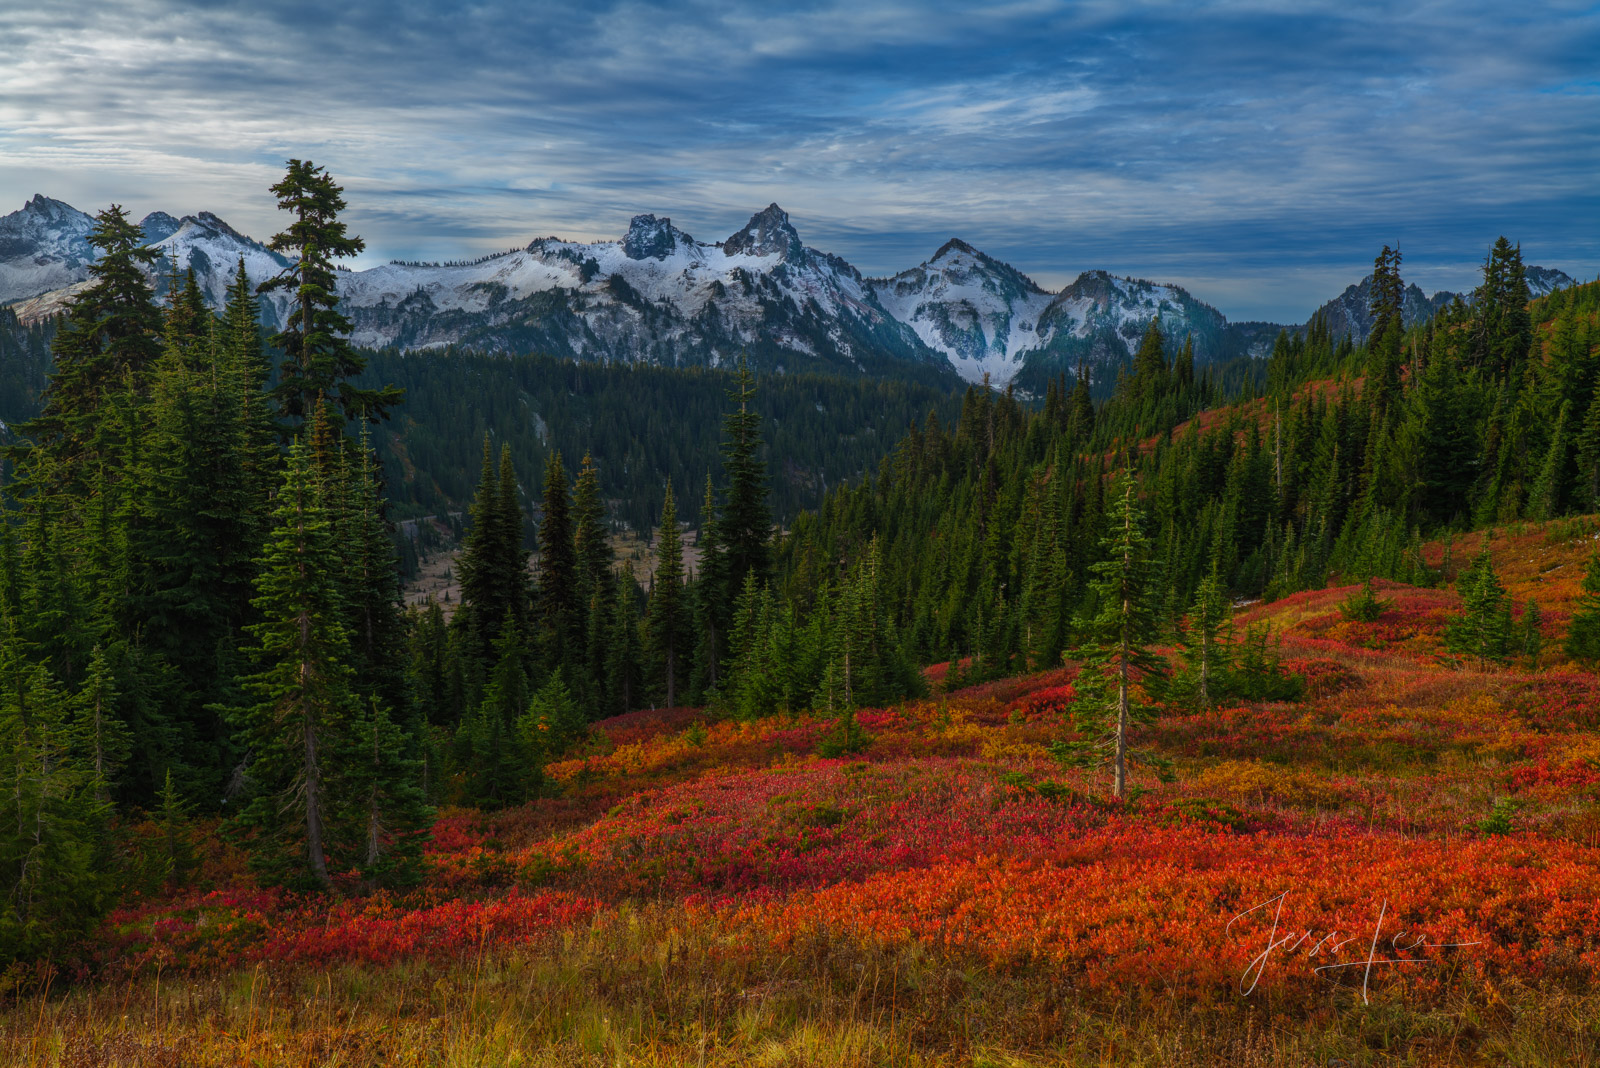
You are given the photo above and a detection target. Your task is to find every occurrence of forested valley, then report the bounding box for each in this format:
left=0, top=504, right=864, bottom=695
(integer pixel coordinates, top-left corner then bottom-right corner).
left=7, top=160, right=1600, bottom=1064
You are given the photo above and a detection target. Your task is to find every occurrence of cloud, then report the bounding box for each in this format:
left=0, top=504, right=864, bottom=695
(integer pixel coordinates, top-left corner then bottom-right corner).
left=0, top=0, right=1595, bottom=321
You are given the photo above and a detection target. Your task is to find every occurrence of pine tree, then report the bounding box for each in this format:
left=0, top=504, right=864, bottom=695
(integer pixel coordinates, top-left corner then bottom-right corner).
left=21, top=205, right=162, bottom=485
left=1528, top=400, right=1573, bottom=521
left=1445, top=544, right=1514, bottom=669
left=1176, top=565, right=1231, bottom=708
left=535, top=452, right=579, bottom=671
left=690, top=474, right=728, bottom=698
left=718, top=354, right=772, bottom=602
left=456, top=439, right=529, bottom=666
left=343, top=426, right=409, bottom=714
left=69, top=645, right=129, bottom=803
left=1564, top=550, right=1600, bottom=663
left=257, top=160, right=400, bottom=428
left=226, top=440, right=357, bottom=890
left=572, top=453, right=614, bottom=714
left=1520, top=600, right=1544, bottom=670
left=1128, top=319, right=1167, bottom=407
left=0, top=643, right=113, bottom=963
left=1366, top=246, right=1405, bottom=419
left=644, top=481, right=690, bottom=708
left=606, top=564, right=643, bottom=715
left=344, top=697, right=432, bottom=887
left=1056, top=473, right=1165, bottom=798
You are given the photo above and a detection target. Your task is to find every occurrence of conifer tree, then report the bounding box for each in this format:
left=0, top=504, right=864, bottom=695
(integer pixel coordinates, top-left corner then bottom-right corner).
left=644, top=481, right=690, bottom=708
left=1528, top=400, right=1573, bottom=521
left=572, top=453, right=614, bottom=713
left=227, top=441, right=356, bottom=890
left=718, top=354, right=772, bottom=601
left=1176, top=564, right=1231, bottom=708
left=1056, top=473, right=1164, bottom=799
left=345, top=697, right=432, bottom=886
left=70, top=645, right=129, bottom=803
left=1445, top=544, right=1514, bottom=669
left=1128, top=319, right=1167, bottom=407
left=606, top=564, right=643, bottom=715
left=456, top=439, right=529, bottom=667
left=22, top=205, right=162, bottom=484
left=1520, top=600, right=1544, bottom=670
left=535, top=452, right=578, bottom=670
left=1564, top=550, right=1600, bottom=663
left=258, top=160, right=400, bottom=428
left=343, top=426, right=410, bottom=715
left=690, top=474, right=727, bottom=697
left=0, top=641, right=114, bottom=963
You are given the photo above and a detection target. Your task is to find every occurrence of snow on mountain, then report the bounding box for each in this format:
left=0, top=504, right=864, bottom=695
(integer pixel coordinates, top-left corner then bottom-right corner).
left=149, top=211, right=292, bottom=322
left=1, top=192, right=1584, bottom=390
left=0, top=195, right=98, bottom=306
left=871, top=239, right=1056, bottom=384
left=1526, top=266, right=1577, bottom=298
left=1, top=203, right=292, bottom=327
left=333, top=205, right=941, bottom=377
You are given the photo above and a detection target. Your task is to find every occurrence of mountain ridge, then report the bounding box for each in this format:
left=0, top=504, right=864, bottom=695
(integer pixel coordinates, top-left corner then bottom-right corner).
left=0, top=193, right=1579, bottom=389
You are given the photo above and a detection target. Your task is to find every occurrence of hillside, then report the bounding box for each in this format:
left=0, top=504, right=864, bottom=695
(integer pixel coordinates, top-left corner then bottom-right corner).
left=18, top=518, right=1600, bottom=1064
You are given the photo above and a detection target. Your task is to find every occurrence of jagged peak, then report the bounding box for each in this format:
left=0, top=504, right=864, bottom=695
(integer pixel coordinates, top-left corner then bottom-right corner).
left=139, top=211, right=181, bottom=245
left=724, top=203, right=801, bottom=259
left=930, top=237, right=978, bottom=262
left=622, top=214, right=694, bottom=260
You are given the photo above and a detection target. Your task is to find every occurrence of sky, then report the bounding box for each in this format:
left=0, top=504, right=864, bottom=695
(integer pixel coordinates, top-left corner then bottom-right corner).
left=1, top=0, right=1596, bottom=322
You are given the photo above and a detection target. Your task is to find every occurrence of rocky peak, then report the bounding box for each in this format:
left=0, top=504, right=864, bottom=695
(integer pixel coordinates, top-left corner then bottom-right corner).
left=622, top=214, right=693, bottom=260
left=723, top=203, right=801, bottom=260
left=930, top=238, right=978, bottom=263
left=22, top=193, right=82, bottom=221
left=139, top=211, right=181, bottom=245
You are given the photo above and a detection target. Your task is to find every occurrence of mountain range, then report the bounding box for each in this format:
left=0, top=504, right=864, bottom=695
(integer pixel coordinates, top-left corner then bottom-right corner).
left=0, top=194, right=1579, bottom=390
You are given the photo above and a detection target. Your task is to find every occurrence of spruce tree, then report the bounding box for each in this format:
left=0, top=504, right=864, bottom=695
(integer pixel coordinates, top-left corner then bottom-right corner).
left=572, top=453, right=614, bottom=713
left=1056, top=473, right=1164, bottom=799
left=535, top=452, right=578, bottom=671
left=1176, top=564, right=1231, bottom=708
left=0, top=646, right=112, bottom=964
left=345, top=697, right=432, bottom=887
left=644, top=481, right=690, bottom=708
left=1564, top=550, right=1600, bottom=663
left=1445, top=544, right=1514, bottom=669
left=718, top=354, right=772, bottom=601
left=21, top=205, right=162, bottom=485
left=257, top=160, right=400, bottom=428
left=606, top=564, right=643, bottom=715
left=227, top=440, right=357, bottom=890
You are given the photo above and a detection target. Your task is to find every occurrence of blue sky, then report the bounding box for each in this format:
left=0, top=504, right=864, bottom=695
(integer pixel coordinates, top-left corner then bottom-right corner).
left=1, top=0, right=1596, bottom=321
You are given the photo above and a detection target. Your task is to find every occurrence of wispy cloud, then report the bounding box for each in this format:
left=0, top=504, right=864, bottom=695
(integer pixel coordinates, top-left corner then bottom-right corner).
left=0, top=0, right=1595, bottom=320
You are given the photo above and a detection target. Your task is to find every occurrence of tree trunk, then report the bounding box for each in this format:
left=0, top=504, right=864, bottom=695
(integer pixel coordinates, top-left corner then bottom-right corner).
left=302, top=707, right=331, bottom=889
left=665, top=647, right=676, bottom=710
left=1114, top=646, right=1129, bottom=800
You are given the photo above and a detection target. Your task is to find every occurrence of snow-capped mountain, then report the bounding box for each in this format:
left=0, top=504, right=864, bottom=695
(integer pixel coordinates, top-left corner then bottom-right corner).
left=4, top=201, right=292, bottom=329
left=870, top=239, right=1056, bottom=384
left=332, top=205, right=941, bottom=377
left=0, top=195, right=98, bottom=307
left=1, top=193, right=1582, bottom=390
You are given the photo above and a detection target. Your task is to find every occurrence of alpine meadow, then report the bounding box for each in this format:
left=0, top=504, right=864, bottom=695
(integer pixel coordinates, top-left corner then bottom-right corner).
left=2, top=3, right=1599, bottom=1066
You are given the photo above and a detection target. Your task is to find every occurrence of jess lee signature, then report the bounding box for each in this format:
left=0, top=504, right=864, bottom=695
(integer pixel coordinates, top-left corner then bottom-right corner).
left=1226, top=891, right=1481, bottom=1002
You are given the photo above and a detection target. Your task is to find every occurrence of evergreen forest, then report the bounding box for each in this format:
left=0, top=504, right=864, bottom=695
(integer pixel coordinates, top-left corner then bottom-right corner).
left=4, top=156, right=1600, bottom=987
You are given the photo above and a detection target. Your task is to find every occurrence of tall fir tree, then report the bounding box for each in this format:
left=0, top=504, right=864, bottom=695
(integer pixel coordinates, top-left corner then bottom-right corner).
left=644, top=481, right=690, bottom=709
left=257, top=160, right=400, bottom=428
left=226, top=441, right=357, bottom=890
left=1056, top=473, right=1164, bottom=799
